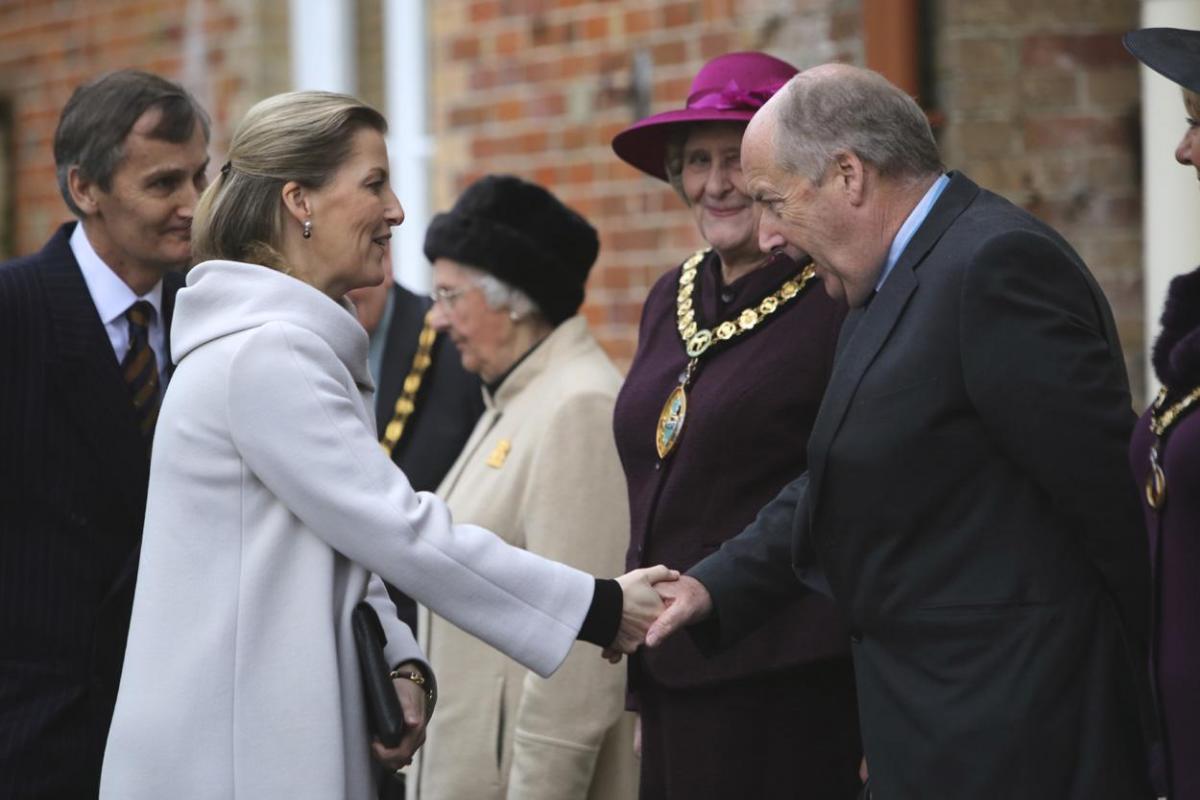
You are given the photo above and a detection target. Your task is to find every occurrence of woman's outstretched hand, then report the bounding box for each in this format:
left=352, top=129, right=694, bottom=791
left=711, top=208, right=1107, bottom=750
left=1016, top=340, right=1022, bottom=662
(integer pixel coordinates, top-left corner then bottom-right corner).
left=604, top=565, right=680, bottom=661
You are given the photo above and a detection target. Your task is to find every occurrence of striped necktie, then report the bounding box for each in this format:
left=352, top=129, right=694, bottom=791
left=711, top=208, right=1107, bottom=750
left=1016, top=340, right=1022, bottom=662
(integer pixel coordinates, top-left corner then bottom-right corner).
left=122, top=300, right=161, bottom=448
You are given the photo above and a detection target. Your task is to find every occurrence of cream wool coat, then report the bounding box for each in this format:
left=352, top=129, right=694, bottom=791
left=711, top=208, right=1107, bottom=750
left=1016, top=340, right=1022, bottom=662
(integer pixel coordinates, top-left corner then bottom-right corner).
left=411, top=316, right=637, bottom=800
left=99, top=261, right=595, bottom=800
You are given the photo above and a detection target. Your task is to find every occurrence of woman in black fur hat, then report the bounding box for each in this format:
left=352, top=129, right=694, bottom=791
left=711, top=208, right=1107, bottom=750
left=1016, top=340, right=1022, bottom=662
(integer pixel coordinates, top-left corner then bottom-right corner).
left=411, top=174, right=639, bottom=800
left=1125, top=26, right=1200, bottom=800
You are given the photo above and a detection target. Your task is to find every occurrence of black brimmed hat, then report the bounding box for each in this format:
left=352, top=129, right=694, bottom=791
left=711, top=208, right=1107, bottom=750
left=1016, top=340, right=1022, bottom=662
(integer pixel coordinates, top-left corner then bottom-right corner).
left=1124, top=27, right=1200, bottom=94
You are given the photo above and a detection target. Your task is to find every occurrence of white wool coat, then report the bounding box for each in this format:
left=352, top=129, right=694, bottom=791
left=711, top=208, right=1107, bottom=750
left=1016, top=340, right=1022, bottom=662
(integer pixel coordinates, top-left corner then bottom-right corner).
left=99, top=261, right=594, bottom=800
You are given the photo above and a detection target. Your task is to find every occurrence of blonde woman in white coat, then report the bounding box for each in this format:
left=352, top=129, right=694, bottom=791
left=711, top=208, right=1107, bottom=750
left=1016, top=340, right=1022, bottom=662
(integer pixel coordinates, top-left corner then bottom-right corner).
left=98, top=93, right=673, bottom=800
left=409, top=176, right=636, bottom=800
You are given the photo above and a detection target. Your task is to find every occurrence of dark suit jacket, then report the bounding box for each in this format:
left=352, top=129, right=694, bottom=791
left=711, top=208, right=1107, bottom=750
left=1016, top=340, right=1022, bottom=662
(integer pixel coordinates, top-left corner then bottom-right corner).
left=374, top=284, right=482, bottom=630
left=0, top=223, right=183, bottom=799
left=690, top=173, right=1154, bottom=799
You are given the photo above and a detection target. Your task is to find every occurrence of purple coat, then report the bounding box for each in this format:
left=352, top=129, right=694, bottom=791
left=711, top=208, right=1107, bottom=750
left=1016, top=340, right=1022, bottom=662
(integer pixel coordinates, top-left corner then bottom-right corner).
left=614, top=249, right=850, bottom=690
left=1130, top=264, right=1200, bottom=800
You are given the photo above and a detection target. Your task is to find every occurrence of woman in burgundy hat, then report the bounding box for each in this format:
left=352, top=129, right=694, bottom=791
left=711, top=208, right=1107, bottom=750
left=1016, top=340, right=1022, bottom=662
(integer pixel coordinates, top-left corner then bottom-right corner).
left=1125, top=26, right=1200, bottom=800
left=610, top=52, right=861, bottom=798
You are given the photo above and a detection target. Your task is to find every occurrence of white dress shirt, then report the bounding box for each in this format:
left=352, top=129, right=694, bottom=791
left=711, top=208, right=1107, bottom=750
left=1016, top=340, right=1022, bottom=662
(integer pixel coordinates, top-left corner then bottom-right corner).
left=70, top=223, right=169, bottom=383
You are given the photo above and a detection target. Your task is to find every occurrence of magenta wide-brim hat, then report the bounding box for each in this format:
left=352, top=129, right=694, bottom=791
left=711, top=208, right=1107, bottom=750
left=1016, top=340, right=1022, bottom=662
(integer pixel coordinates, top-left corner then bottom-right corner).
left=612, top=51, right=799, bottom=182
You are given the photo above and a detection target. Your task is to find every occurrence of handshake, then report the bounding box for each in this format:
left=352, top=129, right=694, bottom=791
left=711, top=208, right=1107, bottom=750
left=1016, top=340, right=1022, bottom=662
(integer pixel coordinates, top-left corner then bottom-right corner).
left=602, top=566, right=713, bottom=662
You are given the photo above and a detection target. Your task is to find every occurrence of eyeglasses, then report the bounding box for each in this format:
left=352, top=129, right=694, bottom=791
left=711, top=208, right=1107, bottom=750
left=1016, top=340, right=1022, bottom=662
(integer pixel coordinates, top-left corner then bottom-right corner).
left=429, top=283, right=479, bottom=309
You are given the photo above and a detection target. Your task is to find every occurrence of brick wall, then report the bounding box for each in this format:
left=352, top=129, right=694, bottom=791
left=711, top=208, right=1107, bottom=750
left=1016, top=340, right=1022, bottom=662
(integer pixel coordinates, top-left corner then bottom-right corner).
left=0, top=0, right=288, bottom=257
left=427, top=0, right=860, bottom=367
left=0, top=0, right=1148, bottom=390
left=933, top=0, right=1144, bottom=395
left=426, top=0, right=1145, bottom=392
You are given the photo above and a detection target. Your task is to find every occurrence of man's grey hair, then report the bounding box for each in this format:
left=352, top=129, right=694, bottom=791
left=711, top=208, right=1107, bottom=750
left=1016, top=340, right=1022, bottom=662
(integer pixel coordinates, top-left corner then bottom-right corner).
left=54, top=70, right=210, bottom=217
left=773, top=66, right=943, bottom=185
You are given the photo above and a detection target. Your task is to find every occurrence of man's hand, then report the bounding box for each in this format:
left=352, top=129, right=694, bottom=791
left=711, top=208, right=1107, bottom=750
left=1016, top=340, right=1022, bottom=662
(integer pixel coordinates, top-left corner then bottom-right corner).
left=608, top=565, right=680, bottom=657
left=644, top=575, right=712, bottom=647
left=370, top=661, right=428, bottom=773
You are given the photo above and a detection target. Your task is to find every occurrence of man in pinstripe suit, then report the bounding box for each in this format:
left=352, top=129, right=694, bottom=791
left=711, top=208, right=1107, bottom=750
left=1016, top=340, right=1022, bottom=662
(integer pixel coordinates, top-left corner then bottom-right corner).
left=0, top=70, right=210, bottom=798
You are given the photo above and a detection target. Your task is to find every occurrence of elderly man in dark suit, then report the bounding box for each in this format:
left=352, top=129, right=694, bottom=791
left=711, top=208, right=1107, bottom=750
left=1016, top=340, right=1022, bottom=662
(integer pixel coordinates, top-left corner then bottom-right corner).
left=0, top=70, right=209, bottom=798
left=641, top=63, right=1154, bottom=799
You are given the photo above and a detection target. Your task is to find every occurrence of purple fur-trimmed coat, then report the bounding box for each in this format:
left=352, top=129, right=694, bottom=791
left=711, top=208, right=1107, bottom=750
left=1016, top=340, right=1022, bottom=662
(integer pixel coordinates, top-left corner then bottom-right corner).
left=1131, top=264, right=1200, bottom=800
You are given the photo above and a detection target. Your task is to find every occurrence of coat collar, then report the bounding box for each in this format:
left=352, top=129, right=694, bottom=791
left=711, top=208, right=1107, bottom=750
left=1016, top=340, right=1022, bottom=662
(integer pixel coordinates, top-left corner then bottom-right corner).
left=173, top=260, right=373, bottom=391
left=1152, top=263, right=1200, bottom=391
left=807, top=172, right=979, bottom=504
left=485, top=315, right=595, bottom=411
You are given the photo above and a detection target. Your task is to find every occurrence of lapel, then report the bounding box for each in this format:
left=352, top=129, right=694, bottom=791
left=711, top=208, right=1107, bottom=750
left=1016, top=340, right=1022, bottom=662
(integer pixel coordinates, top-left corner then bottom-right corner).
left=161, top=268, right=184, bottom=378
left=806, top=173, right=980, bottom=509
left=41, top=223, right=149, bottom=518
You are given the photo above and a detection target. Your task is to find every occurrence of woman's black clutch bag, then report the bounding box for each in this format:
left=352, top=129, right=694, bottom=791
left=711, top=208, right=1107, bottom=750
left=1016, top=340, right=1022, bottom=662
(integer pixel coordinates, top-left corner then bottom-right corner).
left=351, top=601, right=406, bottom=747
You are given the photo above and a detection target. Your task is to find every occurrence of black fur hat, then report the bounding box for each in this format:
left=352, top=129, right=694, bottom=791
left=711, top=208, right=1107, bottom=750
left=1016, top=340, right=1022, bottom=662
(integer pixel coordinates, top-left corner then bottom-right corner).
left=423, top=175, right=599, bottom=324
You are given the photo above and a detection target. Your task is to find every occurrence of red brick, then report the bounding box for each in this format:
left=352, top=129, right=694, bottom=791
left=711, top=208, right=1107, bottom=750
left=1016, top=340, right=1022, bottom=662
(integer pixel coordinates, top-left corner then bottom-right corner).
left=470, top=1, right=501, bottom=23
left=496, top=30, right=522, bottom=56
left=663, top=1, right=698, bottom=28
left=528, top=91, right=565, bottom=117
left=581, top=15, right=609, bottom=39
left=448, top=105, right=488, bottom=127
left=530, top=17, right=566, bottom=45
left=624, top=9, right=656, bottom=34
left=496, top=98, right=524, bottom=121
left=1023, top=116, right=1131, bottom=151
left=1021, top=33, right=1131, bottom=69
left=562, top=162, right=594, bottom=183
left=651, top=40, right=688, bottom=66
left=562, top=125, right=590, bottom=149
left=612, top=228, right=662, bottom=251
left=699, top=31, right=735, bottom=59
left=450, top=35, right=481, bottom=61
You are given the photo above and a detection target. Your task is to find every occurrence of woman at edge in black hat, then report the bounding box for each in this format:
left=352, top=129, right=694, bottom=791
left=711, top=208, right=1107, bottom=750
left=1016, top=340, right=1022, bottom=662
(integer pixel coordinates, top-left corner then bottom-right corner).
left=1126, top=26, right=1200, bottom=800
left=411, top=174, right=639, bottom=799
left=608, top=52, right=861, bottom=799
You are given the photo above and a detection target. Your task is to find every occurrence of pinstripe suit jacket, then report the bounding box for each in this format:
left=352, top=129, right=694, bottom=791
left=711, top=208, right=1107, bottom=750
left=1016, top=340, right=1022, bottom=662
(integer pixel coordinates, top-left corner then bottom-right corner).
left=0, top=223, right=182, bottom=799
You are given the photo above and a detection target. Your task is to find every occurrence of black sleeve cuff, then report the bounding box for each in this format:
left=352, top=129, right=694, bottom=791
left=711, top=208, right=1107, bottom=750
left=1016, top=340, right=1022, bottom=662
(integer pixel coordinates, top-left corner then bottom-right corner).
left=577, top=578, right=622, bottom=647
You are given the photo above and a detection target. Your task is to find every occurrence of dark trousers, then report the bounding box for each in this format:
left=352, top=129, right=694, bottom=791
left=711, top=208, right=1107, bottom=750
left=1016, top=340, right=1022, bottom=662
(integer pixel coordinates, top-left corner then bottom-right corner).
left=639, top=657, right=862, bottom=799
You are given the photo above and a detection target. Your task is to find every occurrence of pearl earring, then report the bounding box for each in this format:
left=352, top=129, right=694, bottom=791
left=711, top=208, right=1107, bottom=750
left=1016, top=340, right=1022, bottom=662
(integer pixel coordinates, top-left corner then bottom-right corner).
left=302, top=219, right=313, bottom=239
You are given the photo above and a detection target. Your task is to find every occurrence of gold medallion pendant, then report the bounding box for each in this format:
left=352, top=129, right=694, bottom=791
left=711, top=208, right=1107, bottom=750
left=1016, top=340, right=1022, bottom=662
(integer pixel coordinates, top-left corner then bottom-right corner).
left=656, top=385, right=688, bottom=459
left=1144, top=383, right=1200, bottom=512
left=653, top=248, right=817, bottom=460
left=1145, top=458, right=1167, bottom=510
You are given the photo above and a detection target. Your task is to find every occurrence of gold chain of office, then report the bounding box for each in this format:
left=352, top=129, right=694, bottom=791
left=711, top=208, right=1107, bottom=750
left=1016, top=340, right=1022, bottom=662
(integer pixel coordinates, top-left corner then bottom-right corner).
left=1143, top=383, right=1200, bottom=510
left=655, top=249, right=816, bottom=459
left=674, top=249, right=816, bottom=357
left=379, top=310, right=437, bottom=457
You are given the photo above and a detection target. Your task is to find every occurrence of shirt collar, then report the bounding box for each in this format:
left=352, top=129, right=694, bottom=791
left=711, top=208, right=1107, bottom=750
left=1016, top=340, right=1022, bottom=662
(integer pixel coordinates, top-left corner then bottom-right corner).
left=70, top=222, right=164, bottom=324
left=875, top=173, right=950, bottom=293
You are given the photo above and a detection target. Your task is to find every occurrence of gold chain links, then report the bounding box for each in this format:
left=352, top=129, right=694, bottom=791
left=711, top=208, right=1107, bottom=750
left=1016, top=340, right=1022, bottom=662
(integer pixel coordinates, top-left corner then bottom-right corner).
left=675, top=249, right=816, bottom=358
left=1149, top=384, right=1200, bottom=436
left=379, top=310, right=438, bottom=457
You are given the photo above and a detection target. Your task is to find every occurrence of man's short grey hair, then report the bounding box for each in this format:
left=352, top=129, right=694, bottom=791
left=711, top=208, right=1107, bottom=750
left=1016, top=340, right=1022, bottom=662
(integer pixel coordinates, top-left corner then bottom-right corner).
left=54, top=70, right=210, bottom=217
left=456, top=264, right=540, bottom=319
left=773, top=67, right=943, bottom=185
